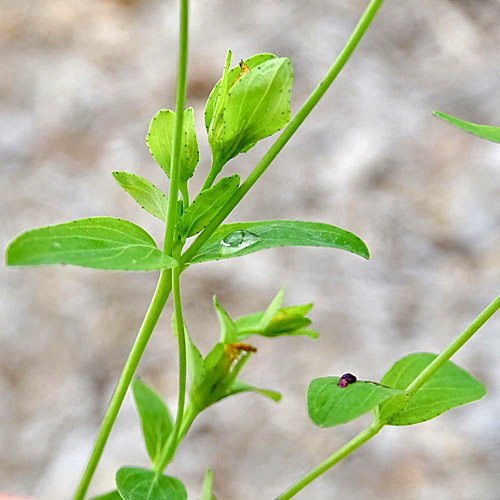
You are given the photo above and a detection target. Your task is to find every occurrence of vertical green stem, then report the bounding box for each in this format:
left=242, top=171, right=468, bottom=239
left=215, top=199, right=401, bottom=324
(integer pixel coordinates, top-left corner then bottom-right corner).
left=154, top=264, right=187, bottom=472
left=72, top=270, right=172, bottom=500
left=181, top=0, right=386, bottom=266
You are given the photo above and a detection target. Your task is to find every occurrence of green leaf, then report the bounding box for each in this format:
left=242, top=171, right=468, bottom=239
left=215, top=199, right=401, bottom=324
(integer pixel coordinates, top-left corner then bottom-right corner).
left=178, top=175, right=240, bottom=237
left=187, top=220, right=369, bottom=265
left=307, top=377, right=404, bottom=427
left=116, top=468, right=187, bottom=500
left=258, top=287, right=284, bottom=329
left=379, top=353, right=486, bottom=426
left=146, top=108, right=199, bottom=183
left=204, top=52, right=277, bottom=132
left=89, top=491, right=123, bottom=500
left=112, top=171, right=169, bottom=222
left=200, top=469, right=217, bottom=500
left=434, top=111, right=500, bottom=144
left=207, top=52, right=293, bottom=175
left=131, top=378, right=173, bottom=465
left=213, top=296, right=238, bottom=344
left=5, top=217, right=177, bottom=271
left=226, top=380, right=282, bottom=402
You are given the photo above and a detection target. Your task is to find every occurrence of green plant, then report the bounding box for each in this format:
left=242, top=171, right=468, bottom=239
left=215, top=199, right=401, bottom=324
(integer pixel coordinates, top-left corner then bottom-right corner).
left=5, top=1, right=500, bottom=499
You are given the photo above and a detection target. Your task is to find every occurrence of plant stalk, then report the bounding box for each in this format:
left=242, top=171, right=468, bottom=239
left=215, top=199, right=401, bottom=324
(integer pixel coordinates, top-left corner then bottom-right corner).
left=72, top=270, right=172, bottom=500
left=181, top=0, right=386, bottom=266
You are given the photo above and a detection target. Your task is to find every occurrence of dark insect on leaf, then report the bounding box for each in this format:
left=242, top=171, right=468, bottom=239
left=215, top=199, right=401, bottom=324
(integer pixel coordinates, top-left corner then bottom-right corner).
left=338, top=373, right=357, bottom=388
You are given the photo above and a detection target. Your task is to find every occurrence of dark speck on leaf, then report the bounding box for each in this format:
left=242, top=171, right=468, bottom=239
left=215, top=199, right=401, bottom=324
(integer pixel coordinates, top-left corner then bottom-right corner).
left=338, top=373, right=357, bottom=388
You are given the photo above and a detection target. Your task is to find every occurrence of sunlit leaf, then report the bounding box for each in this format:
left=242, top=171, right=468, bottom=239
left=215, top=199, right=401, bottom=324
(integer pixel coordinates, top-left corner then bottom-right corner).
left=5, top=217, right=177, bottom=271
left=116, top=468, right=187, bottom=500
left=213, top=296, right=238, bottom=344
left=434, top=111, right=500, bottom=144
left=147, top=108, right=199, bottom=183
left=131, top=378, right=173, bottom=465
left=200, top=469, right=217, bottom=500
left=379, top=353, right=486, bottom=426
left=112, top=171, right=169, bottom=222
left=178, top=175, right=239, bottom=237
left=308, top=377, right=404, bottom=427
left=89, top=491, right=123, bottom=500
left=186, top=220, right=369, bottom=265
left=206, top=51, right=293, bottom=176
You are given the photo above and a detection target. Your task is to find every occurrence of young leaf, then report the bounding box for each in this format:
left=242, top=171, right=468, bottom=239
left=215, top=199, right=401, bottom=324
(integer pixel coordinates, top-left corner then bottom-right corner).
left=178, top=175, right=240, bottom=237
left=307, top=377, right=404, bottom=428
left=226, top=379, right=282, bottom=402
left=131, top=378, right=173, bottom=465
left=146, top=108, right=199, bottom=183
left=5, top=217, right=177, bottom=271
left=200, top=469, right=217, bottom=500
left=89, top=492, right=123, bottom=500
left=379, top=353, right=486, bottom=426
left=204, top=53, right=277, bottom=132
left=116, top=467, right=187, bottom=500
left=434, top=111, right=500, bottom=144
left=112, top=171, right=169, bottom=222
left=207, top=53, right=293, bottom=176
left=258, top=287, right=284, bottom=330
left=186, top=220, right=369, bottom=265
left=213, top=296, right=238, bottom=344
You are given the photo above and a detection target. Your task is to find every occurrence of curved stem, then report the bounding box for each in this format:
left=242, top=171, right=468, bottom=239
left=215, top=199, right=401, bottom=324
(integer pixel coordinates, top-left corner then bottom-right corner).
left=181, top=0, right=386, bottom=266
left=274, top=422, right=383, bottom=500
left=405, top=293, right=500, bottom=396
left=154, top=263, right=187, bottom=472
left=72, top=270, right=172, bottom=500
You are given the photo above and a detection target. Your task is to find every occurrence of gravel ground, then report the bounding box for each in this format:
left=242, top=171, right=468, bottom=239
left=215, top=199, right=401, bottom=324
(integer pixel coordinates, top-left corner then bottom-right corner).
left=1, top=1, right=500, bottom=499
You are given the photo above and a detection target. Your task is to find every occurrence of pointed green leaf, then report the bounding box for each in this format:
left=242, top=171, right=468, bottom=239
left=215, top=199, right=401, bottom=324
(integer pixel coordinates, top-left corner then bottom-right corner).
left=379, top=353, right=486, bottom=426
left=178, top=175, right=240, bottom=237
left=204, top=53, right=277, bottom=132
left=200, top=469, right=217, bottom=500
left=213, top=296, right=238, bottom=344
left=434, top=111, right=500, bottom=144
left=207, top=53, right=293, bottom=175
left=186, top=220, right=369, bottom=265
left=258, top=287, right=284, bottom=329
left=116, top=468, right=187, bottom=500
left=131, top=379, right=173, bottom=465
left=5, top=217, right=177, bottom=271
left=308, top=377, right=404, bottom=428
left=89, top=491, right=123, bottom=500
left=112, top=171, right=169, bottom=222
left=146, top=108, right=199, bottom=183
left=226, top=380, right=282, bottom=402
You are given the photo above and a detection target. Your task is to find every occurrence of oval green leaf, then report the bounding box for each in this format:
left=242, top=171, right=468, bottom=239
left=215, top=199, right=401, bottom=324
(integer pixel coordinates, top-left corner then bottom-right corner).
left=5, top=217, right=177, bottom=271
left=207, top=54, right=293, bottom=174
left=178, top=175, right=240, bottom=237
left=379, top=352, right=486, bottom=426
left=116, top=467, right=187, bottom=500
left=186, top=220, right=369, bottom=265
left=434, top=111, right=500, bottom=144
left=308, top=377, right=404, bottom=427
left=146, top=108, right=199, bottom=183
left=113, top=171, right=169, bottom=222
left=132, top=378, right=173, bottom=465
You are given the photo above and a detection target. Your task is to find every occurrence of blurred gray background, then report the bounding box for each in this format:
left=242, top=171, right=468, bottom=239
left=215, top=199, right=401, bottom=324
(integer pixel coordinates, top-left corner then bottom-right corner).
left=2, top=0, right=500, bottom=499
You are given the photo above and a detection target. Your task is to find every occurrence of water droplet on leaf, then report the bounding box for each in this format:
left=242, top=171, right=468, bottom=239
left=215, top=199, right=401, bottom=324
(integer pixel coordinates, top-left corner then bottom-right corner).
left=220, top=230, right=262, bottom=253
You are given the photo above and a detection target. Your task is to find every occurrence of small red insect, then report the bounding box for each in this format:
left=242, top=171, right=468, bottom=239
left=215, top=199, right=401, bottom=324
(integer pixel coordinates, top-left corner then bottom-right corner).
left=338, top=373, right=357, bottom=388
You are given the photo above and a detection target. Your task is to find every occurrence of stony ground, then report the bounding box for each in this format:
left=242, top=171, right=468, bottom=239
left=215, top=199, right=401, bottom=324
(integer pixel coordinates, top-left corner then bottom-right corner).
left=1, top=1, right=500, bottom=499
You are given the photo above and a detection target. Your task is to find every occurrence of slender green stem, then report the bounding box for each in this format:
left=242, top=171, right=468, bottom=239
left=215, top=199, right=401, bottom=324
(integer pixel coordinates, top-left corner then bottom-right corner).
left=164, top=0, right=189, bottom=256
left=181, top=0, right=386, bottom=266
left=273, top=292, right=500, bottom=500
left=405, top=293, right=500, bottom=395
left=154, top=263, right=187, bottom=472
left=72, top=270, right=172, bottom=500
left=274, top=422, right=383, bottom=500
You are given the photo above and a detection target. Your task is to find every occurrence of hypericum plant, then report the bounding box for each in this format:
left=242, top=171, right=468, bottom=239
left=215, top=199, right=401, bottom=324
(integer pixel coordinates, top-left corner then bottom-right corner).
left=5, top=1, right=500, bottom=499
